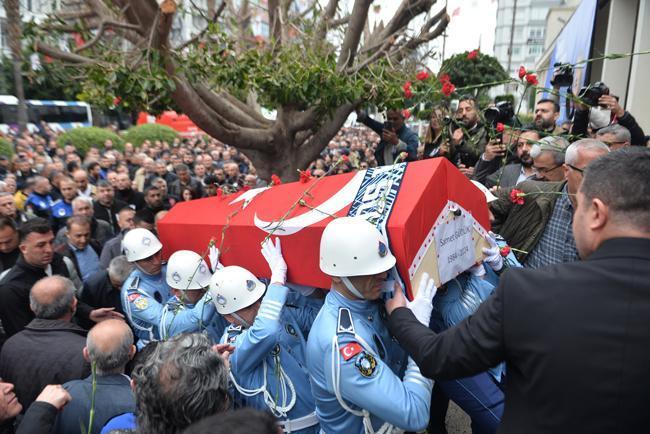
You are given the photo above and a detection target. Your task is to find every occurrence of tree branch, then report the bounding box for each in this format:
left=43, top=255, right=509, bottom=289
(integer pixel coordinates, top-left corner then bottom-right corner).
left=316, top=0, right=340, bottom=40
left=336, top=0, right=372, bottom=69
left=34, top=41, right=109, bottom=65
left=196, top=83, right=268, bottom=129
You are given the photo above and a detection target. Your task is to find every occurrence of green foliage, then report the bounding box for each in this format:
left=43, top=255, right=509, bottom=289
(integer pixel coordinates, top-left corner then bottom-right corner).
left=0, top=55, right=82, bottom=100
left=123, top=123, right=178, bottom=146
left=439, top=51, right=509, bottom=95
left=0, top=137, right=13, bottom=158
left=57, top=127, right=124, bottom=156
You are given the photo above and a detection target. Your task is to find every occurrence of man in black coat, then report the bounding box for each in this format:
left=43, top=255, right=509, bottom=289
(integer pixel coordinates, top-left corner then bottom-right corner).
left=386, top=147, right=650, bottom=434
left=81, top=255, right=133, bottom=316
left=93, top=180, right=128, bottom=235
left=0, top=219, right=122, bottom=338
left=0, top=276, right=90, bottom=411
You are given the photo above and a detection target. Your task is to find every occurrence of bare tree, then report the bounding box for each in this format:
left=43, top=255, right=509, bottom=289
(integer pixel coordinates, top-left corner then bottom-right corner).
left=34, top=0, right=449, bottom=180
left=3, top=0, right=28, bottom=132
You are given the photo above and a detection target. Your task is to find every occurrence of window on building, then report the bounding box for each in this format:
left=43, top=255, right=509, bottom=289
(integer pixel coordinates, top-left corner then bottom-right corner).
left=530, top=7, right=547, bottom=21
left=528, top=45, right=543, bottom=56
left=513, top=46, right=521, bottom=56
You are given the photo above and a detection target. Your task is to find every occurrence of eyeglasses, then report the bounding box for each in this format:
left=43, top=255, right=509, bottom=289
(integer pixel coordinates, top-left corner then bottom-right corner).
left=533, top=164, right=562, bottom=174
left=566, top=164, right=585, bottom=174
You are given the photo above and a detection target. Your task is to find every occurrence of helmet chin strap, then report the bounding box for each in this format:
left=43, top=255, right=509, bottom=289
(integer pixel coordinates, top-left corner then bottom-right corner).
left=341, top=277, right=366, bottom=300
left=231, top=312, right=252, bottom=329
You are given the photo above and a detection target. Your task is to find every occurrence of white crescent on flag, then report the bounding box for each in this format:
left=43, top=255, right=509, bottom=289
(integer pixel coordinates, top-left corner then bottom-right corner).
left=254, top=170, right=366, bottom=236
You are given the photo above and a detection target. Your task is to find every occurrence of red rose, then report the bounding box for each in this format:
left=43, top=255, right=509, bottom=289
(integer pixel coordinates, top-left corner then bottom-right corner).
left=500, top=245, right=511, bottom=257
left=299, top=169, right=312, bottom=183
left=518, top=66, right=527, bottom=79
left=415, top=71, right=429, bottom=81
left=271, top=174, right=282, bottom=186
left=404, top=88, right=413, bottom=99
left=438, top=73, right=450, bottom=84
left=525, top=73, right=538, bottom=86
left=402, top=109, right=411, bottom=119
left=341, top=155, right=350, bottom=163
left=509, top=189, right=525, bottom=205
left=467, top=49, right=479, bottom=60
left=113, top=97, right=121, bottom=106
left=495, top=122, right=505, bottom=133
left=402, top=81, right=412, bottom=91
left=441, top=81, right=456, bottom=97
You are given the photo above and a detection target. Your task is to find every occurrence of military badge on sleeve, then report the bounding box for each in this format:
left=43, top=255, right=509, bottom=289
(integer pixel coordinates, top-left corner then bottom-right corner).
left=134, top=297, right=149, bottom=310
left=355, top=352, right=377, bottom=377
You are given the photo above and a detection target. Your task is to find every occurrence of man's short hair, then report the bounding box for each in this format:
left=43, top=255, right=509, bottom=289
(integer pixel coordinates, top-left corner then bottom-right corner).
left=18, top=217, right=52, bottom=243
left=108, top=255, right=135, bottom=285
left=87, top=323, right=134, bottom=375
left=96, top=179, right=112, bottom=189
left=565, top=139, right=610, bottom=166
left=175, top=163, right=190, bottom=173
left=537, top=98, right=560, bottom=113
left=596, top=124, right=631, bottom=144
left=530, top=135, right=570, bottom=165
left=132, top=333, right=230, bottom=433
left=0, top=216, right=17, bottom=232
left=459, top=94, right=477, bottom=105
left=86, top=161, right=100, bottom=171
left=581, top=147, right=650, bottom=231
left=66, top=215, right=91, bottom=231
left=134, top=208, right=155, bottom=225
left=29, top=276, right=75, bottom=319
left=143, top=185, right=159, bottom=196
left=183, top=408, right=278, bottom=434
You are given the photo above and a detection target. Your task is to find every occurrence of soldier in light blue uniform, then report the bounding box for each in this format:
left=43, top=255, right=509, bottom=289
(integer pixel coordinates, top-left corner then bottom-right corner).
left=120, top=228, right=171, bottom=348
left=209, top=238, right=321, bottom=433
left=306, top=217, right=434, bottom=434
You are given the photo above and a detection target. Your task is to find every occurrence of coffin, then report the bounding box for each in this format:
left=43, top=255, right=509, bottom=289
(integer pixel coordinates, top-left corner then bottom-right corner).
left=158, top=158, right=491, bottom=297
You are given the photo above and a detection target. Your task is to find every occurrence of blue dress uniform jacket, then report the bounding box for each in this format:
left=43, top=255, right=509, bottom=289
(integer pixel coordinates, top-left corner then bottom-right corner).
left=159, top=293, right=228, bottom=343
left=221, top=284, right=321, bottom=434
left=306, top=289, right=433, bottom=434
left=121, top=267, right=171, bottom=348
left=50, top=199, right=73, bottom=232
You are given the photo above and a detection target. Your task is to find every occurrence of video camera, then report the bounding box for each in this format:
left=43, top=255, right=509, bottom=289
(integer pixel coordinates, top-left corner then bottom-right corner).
left=578, top=82, right=610, bottom=107
left=551, top=62, right=574, bottom=87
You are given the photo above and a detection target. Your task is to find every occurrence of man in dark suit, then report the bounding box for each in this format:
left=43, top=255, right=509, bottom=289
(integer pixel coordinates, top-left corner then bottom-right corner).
left=473, top=129, right=540, bottom=188
left=386, top=147, right=650, bottom=434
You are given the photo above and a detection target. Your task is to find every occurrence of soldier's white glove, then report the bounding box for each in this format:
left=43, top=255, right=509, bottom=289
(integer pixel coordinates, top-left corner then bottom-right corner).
left=481, top=232, right=503, bottom=272
left=261, top=237, right=287, bottom=285
left=407, top=273, right=437, bottom=326
left=469, top=263, right=487, bottom=277
left=209, top=245, right=223, bottom=272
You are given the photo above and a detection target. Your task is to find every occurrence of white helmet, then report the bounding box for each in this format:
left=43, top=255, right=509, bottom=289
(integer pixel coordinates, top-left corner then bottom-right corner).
left=122, top=228, right=162, bottom=262
left=319, top=216, right=396, bottom=277
left=209, top=266, right=266, bottom=315
left=166, top=250, right=212, bottom=290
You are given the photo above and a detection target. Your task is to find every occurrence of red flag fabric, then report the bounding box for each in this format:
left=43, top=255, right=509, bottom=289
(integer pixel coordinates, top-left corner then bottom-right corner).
left=158, top=159, right=490, bottom=297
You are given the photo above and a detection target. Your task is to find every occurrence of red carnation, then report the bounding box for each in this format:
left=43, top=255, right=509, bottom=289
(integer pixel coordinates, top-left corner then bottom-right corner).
left=509, top=189, right=525, bottom=205
left=525, top=73, right=538, bottom=86
left=495, top=122, right=505, bottom=133
left=299, top=169, right=312, bottom=183
left=518, top=66, right=527, bottom=79
left=271, top=174, right=282, bottom=186
left=415, top=71, right=430, bottom=81
left=113, top=97, right=121, bottom=106
left=216, top=188, right=223, bottom=198
left=500, top=245, right=511, bottom=257
left=441, top=81, right=456, bottom=97
left=402, top=109, right=411, bottom=119
left=467, top=49, right=479, bottom=60
left=438, top=73, right=451, bottom=84
left=404, top=88, right=414, bottom=99
left=402, top=81, right=412, bottom=91
left=341, top=155, right=350, bottom=163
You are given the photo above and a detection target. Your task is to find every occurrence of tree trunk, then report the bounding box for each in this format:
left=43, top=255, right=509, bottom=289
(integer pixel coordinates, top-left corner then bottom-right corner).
left=4, top=0, right=28, bottom=132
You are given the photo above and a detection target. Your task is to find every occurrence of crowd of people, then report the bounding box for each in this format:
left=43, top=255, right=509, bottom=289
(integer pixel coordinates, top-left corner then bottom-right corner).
left=0, top=86, right=649, bottom=434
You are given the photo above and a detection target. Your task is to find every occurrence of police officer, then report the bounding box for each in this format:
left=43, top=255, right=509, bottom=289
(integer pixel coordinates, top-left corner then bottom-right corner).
left=161, top=249, right=228, bottom=342
left=306, top=216, right=434, bottom=433
left=209, top=238, right=321, bottom=433
left=121, top=228, right=170, bottom=348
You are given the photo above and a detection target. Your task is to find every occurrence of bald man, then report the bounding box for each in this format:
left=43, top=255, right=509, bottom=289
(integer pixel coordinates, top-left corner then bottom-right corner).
left=0, top=276, right=90, bottom=411
left=54, top=319, right=136, bottom=434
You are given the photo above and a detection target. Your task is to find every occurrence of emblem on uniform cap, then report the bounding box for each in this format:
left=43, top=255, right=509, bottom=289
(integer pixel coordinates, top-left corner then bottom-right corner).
left=378, top=241, right=388, bottom=257
left=58, top=209, right=66, bottom=216
left=123, top=247, right=129, bottom=255
left=171, top=271, right=182, bottom=283
left=199, top=264, right=207, bottom=274
left=142, top=237, right=151, bottom=246
left=216, top=294, right=227, bottom=307
left=246, top=280, right=256, bottom=291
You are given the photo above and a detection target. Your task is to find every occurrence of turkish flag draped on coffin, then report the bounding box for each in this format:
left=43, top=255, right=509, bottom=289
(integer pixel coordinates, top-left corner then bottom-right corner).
left=157, top=158, right=490, bottom=297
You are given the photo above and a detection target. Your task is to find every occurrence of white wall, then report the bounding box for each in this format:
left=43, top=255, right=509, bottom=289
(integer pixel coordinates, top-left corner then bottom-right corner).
left=626, top=0, right=650, bottom=132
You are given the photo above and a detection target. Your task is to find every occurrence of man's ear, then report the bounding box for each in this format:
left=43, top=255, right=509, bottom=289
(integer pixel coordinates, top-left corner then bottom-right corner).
left=82, top=347, right=90, bottom=363
left=589, top=198, right=609, bottom=231
left=128, top=345, right=137, bottom=361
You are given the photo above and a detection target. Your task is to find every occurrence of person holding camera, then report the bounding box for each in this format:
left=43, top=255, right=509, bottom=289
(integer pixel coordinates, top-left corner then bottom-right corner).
left=356, top=109, right=418, bottom=166
left=571, top=83, right=646, bottom=146
left=450, top=96, right=489, bottom=177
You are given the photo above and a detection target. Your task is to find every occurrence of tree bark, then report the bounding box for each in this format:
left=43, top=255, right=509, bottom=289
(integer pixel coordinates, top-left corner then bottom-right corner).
left=4, top=0, right=28, bottom=132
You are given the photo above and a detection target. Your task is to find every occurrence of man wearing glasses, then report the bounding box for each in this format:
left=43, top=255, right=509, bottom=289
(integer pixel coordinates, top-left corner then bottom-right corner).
left=490, top=138, right=609, bottom=269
